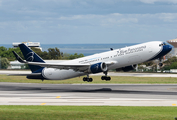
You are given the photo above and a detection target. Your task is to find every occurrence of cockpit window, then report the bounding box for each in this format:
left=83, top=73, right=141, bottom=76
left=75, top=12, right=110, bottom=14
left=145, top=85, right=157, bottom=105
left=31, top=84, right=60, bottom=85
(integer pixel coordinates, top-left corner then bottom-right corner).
left=163, top=42, right=167, bottom=45
left=159, top=42, right=167, bottom=47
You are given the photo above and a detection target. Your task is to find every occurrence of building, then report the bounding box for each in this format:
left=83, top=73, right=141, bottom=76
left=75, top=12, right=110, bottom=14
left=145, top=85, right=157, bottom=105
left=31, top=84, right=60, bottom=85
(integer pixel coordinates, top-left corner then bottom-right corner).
left=12, top=42, right=42, bottom=51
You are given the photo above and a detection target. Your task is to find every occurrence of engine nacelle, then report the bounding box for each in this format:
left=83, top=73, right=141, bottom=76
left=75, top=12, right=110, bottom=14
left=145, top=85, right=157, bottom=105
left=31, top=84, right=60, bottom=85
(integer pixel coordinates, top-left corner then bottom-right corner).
left=116, top=64, right=137, bottom=72
left=90, top=62, right=107, bottom=74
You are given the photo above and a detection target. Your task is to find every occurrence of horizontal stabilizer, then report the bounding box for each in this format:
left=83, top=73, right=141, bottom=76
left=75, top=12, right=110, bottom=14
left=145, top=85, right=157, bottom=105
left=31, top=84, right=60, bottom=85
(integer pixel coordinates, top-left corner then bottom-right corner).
left=8, top=73, right=41, bottom=76
left=8, top=73, right=44, bottom=80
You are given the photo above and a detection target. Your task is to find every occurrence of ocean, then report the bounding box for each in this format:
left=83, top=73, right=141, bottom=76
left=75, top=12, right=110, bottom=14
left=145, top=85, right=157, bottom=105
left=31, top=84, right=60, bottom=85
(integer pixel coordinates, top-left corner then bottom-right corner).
left=41, top=44, right=138, bottom=56
left=1, top=43, right=138, bottom=56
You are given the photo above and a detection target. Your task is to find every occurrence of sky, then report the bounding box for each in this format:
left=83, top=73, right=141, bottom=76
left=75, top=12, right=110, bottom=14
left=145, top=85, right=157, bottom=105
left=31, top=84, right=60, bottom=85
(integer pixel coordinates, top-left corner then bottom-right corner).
left=0, top=0, right=177, bottom=44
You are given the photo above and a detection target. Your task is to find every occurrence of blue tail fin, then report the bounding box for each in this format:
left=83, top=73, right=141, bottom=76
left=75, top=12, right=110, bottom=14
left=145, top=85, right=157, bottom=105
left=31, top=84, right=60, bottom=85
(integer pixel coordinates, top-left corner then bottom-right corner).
left=18, top=43, right=45, bottom=73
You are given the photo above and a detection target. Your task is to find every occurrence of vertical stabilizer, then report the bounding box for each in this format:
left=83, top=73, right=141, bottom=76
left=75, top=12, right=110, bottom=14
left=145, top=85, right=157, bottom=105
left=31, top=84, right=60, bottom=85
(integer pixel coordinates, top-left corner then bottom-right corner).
left=18, top=43, right=45, bottom=73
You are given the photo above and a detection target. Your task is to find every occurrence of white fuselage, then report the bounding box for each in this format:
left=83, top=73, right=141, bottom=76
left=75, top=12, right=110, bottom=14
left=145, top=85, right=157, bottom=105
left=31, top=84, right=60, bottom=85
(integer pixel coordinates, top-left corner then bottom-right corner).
left=42, top=41, right=163, bottom=80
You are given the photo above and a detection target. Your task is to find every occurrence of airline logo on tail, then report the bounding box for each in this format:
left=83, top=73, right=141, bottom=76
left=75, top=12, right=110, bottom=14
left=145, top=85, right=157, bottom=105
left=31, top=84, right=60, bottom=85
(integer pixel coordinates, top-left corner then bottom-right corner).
left=26, top=52, right=34, bottom=62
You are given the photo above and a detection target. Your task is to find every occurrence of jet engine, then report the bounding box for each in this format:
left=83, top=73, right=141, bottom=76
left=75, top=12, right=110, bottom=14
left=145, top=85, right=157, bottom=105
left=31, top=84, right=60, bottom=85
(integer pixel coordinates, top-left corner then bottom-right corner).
left=116, top=64, right=137, bottom=72
left=90, top=62, right=107, bottom=74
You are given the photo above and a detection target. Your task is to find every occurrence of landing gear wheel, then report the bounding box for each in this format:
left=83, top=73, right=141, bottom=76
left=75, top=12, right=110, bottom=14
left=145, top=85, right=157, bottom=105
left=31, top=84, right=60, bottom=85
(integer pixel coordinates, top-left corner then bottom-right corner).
left=83, top=77, right=87, bottom=82
left=158, top=63, right=163, bottom=67
left=101, top=76, right=105, bottom=80
left=83, top=77, right=93, bottom=82
left=106, top=77, right=111, bottom=81
left=88, top=78, right=93, bottom=82
left=101, top=76, right=111, bottom=81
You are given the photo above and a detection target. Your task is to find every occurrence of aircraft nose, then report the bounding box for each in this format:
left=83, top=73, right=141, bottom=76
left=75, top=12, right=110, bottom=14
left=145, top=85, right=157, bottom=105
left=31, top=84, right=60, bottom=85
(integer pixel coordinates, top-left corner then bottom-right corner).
left=163, top=44, right=172, bottom=54
left=166, top=44, right=172, bottom=52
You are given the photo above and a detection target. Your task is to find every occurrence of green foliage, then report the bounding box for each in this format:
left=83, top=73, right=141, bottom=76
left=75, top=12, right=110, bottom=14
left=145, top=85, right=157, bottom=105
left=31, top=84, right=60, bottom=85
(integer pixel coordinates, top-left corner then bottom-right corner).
left=0, top=106, right=177, bottom=120
left=163, top=62, right=177, bottom=70
left=140, top=56, right=177, bottom=71
left=0, top=46, right=84, bottom=62
left=61, top=53, right=84, bottom=60
left=162, top=56, right=177, bottom=70
left=0, top=46, right=23, bottom=61
left=0, top=58, right=10, bottom=69
left=164, top=56, right=177, bottom=65
left=2, top=75, right=177, bottom=84
left=68, top=53, right=84, bottom=60
left=48, top=47, right=62, bottom=59
left=31, top=47, right=83, bottom=60
left=140, top=61, right=154, bottom=66
left=0, top=46, right=7, bottom=52
left=62, top=53, right=70, bottom=59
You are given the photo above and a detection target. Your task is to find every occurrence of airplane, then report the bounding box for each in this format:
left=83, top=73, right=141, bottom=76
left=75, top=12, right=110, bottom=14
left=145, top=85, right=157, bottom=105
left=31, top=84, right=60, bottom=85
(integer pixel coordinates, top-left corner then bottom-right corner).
left=12, top=41, right=172, bottom=82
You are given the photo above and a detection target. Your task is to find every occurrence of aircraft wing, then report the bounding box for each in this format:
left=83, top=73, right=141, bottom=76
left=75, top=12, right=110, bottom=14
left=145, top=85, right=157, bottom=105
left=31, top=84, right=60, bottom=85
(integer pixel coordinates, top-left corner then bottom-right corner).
left=13, top=51, right=116, bottom=72
left=26, top=62, right=90, bottom=72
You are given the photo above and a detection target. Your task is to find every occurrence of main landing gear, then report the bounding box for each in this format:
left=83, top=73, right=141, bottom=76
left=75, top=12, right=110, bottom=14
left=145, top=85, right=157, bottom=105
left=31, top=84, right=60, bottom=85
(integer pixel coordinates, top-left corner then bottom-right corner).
left=101, top=71, right=111, bottom=81
left=83, top=75, right=93, bottom=82
left=101, top=76, right=111, bottom=81
left=83, top=72, right=112, bottom=82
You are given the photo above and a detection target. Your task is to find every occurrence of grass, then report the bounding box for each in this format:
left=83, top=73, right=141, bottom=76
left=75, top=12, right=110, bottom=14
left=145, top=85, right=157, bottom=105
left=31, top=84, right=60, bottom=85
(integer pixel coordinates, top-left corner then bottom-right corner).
left=1, top=75, right=177, bottom=120
left=0, top=106, right=177, bottom=120
left=0, top=74, right=177, bottom=84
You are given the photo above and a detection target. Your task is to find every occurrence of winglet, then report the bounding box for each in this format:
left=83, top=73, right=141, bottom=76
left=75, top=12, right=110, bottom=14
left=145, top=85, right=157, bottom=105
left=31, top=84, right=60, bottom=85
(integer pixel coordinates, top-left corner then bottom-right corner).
left=12, top=51, right=27, bottom=63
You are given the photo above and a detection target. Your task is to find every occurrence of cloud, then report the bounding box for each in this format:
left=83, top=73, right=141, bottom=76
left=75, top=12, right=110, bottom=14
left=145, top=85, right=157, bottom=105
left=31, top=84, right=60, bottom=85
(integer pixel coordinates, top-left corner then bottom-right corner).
left=51, top=13, right=177, bottom=33
left=1, top=13, right=177, bottom=31
left=0, top=12, right=177, bottom=44
left=58, top=14, right=105, bottom=20
left=139, top=0, right=177, bottom=4
left=0, top=0, right=2, bottom=6
left=158, top=13, right=177, bottom=22
left=58, top=13, right=139, bottom=27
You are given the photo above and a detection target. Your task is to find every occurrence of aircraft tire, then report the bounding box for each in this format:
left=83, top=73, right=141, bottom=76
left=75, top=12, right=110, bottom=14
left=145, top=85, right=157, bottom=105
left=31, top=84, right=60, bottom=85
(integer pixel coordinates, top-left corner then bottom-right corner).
left=86, top=78, right=93, bottom=82
left=106, top=77, right=111, bottom=81
left=89, top=78, right=93, bottom=82
left=101, top=76, right=111, bottom=81
left=159, top=63, right=163, bottom=67
left=101, top=76, right=105, bottom=80
left=83, top=77, right=87, bottom=82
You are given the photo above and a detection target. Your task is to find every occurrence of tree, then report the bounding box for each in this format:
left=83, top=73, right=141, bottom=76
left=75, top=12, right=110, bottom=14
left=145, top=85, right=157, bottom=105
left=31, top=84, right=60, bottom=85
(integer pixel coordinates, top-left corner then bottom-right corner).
left=0, top=58, right=10, bottom=69
left=68, top=53, right=84, bottom=60
left=164, top=56, right=177, bottom=65
left=140, top=61, right=154, bottom=66
left=161, top=56, right=177, bottom=70
left=62, top=53, right=70, bottom=60
left=31, top=47, right=42, bottom=55
left=0, top=46, right=84, bottom=62
left=48, top=47, right=62, bottom=59
left=40, top=51, right=50, bottom=59
left=0, top=46, right=23, bottom=61
left=0, top=46, right=7, bottom=52
left=163, top=61, right=177, bottom=70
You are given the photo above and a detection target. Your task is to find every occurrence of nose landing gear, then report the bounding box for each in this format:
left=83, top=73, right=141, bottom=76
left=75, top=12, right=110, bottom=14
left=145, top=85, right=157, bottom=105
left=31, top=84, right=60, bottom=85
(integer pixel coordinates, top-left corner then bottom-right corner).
left=158, top=57, right=163, bottom=67
left=158, top=62, right=163, bottom=67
